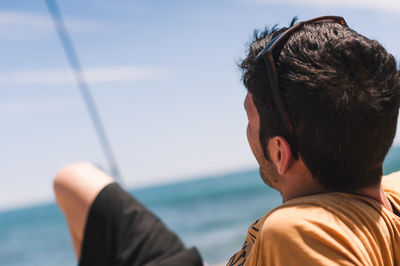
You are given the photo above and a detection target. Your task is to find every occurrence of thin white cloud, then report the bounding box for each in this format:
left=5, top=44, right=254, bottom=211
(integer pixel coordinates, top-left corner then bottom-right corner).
left=0, top=99, right=75, bottom=116
left=250, top=0, right=400, bottom=13
left=0, top=10, right=102, bottom=41
left=0, top=66, right=172, bottom=85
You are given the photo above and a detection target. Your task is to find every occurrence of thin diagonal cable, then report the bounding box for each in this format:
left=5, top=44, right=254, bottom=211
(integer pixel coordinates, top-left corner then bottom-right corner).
left=45, top=0, right=123, bottom=182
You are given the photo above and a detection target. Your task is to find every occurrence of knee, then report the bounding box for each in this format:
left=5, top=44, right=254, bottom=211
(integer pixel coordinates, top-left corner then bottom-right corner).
left=53, top=162, right=114, bottom=211
left=54, top=162, right=82, bottom=192
left=54, top=162, right=93, bottom=209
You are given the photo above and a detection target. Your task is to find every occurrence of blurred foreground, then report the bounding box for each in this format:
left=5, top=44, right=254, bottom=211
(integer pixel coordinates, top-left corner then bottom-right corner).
left=1, top=145, right=400, bottom=265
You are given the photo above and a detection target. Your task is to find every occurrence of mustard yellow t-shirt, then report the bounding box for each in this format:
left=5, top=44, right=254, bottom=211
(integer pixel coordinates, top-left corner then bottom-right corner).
left=228, top=172, right=400, bottom=266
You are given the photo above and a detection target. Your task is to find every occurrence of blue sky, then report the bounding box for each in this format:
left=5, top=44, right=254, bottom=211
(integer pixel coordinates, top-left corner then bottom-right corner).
left=1, top=0, right=400, bottom=210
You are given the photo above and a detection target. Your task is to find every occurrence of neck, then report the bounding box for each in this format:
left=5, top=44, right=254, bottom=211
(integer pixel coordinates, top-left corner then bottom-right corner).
left=357, top=183, right=392, bottom=212
left=281, top=166, right=329, bottom=202
left=281, top=170, right=392, bottom=212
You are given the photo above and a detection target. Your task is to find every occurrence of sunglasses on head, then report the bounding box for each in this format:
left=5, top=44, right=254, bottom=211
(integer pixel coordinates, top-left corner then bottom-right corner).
left=256, top=16, right=348, bottom=156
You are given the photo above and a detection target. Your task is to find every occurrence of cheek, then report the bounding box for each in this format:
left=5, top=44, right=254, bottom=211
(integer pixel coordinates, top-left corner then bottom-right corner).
left=247, top=124, right=263, bottom=161
left=247, top=124, right=256, bottom=149
left=247, top=120, right=260, bottom=145
left=246, top=124, right=251, bottom=142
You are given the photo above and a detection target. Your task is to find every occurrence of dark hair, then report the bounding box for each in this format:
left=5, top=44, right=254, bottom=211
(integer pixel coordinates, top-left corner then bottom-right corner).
left=240, top=17, right=400, bottom=192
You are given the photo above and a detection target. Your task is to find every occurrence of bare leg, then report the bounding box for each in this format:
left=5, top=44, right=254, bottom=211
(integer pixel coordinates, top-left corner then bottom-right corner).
left=53, top=162, right=113, bottom=260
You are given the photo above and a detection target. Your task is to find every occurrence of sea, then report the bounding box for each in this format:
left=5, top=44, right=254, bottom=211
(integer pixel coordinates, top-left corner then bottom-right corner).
left=1, top=146, right=400, bottom=266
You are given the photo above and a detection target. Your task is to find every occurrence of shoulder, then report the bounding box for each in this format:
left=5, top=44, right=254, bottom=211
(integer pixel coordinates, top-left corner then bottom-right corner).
left=261, top=202, right=339, bottom=239
left=254, top=197, right=363, bottom=265
left=383, top=170, right=400, bottom=194
left=260, top=192, right=385, bottom=239
left=260, top=202, right=344, bottom=252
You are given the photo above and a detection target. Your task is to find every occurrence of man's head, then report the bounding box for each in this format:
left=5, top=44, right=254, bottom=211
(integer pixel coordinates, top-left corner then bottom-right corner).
left=241, top=17, right=400, bottom=193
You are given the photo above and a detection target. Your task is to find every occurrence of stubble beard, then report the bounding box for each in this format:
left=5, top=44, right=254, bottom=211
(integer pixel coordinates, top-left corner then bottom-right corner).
left=259, top=160, right=279, bottom=188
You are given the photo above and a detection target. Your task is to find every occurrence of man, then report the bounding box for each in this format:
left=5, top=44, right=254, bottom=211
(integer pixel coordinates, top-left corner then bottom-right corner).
left=54, top=16, right=400, bottom=265
left=228, top=16, right=400, bottom=265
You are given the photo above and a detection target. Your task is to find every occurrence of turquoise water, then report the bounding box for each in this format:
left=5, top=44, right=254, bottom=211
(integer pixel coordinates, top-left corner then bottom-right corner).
left=1, top=146, right=400, bottom=265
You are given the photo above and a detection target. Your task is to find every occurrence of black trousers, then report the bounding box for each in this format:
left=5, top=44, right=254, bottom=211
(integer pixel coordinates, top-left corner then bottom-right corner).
left=79, top=183, right=203, bottom=266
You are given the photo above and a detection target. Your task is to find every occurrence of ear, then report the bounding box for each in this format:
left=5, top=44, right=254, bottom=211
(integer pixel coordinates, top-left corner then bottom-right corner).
left=268, top=136, right=293, bottom=175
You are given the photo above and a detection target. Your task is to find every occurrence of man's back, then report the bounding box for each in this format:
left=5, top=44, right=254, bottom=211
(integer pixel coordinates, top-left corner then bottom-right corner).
left=229, top=172, right=400, bottom=265
left=235, top=15, right=400, bottom=265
